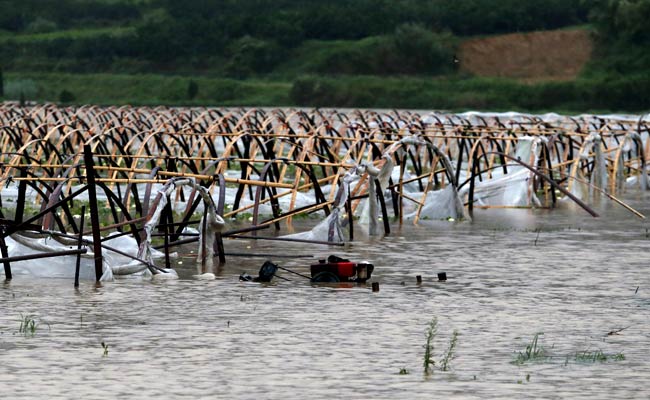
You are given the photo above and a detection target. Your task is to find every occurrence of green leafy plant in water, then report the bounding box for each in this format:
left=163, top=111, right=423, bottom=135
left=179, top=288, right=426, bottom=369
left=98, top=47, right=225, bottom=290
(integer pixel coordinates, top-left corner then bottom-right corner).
left=514, top=332, right=546, bottom=364
left=574, top=349, right=625, bottom=363
left=575, top=349, right=607, bottom=362
left=398, top=367, right=410, bottom=375
left=101, top=342, right=109, bottom=357
left=423, top=317, right=459, bottom=374
left=423, top=317, right=438, bottom=374
left=440, top=330, right=459, bottom=371
left=19, top=314, right=37, bottom=336
left=513, top=333, right=626, bottom=365
left=18, top=313, right=49, bottom=336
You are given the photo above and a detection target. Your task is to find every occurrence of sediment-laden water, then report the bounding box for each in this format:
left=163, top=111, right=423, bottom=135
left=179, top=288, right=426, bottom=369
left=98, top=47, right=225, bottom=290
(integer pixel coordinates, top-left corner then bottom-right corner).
left=1, top=191, right=649, bottom=399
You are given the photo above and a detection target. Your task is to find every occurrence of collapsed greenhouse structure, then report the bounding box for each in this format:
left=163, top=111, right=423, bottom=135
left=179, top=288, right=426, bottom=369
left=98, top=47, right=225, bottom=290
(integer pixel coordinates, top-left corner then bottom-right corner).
left=0, top=103, right=647, bottom=282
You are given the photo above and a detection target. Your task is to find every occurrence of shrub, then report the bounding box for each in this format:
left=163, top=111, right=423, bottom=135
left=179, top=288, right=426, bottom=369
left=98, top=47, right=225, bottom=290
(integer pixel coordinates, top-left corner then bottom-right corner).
left=59, top=89, right=75, bottom=103
left=224, top=36, right=284, bottom=79
left=187, top=80, right=199, bottom=100
left=5, top=79, right=38, bottom=100
left=25, top=17, right=58, bottom=33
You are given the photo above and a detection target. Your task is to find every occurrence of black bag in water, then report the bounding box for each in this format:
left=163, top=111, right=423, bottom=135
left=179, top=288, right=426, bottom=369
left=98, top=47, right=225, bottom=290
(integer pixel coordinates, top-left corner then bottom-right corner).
left=257, top=260, right=278, bottom=282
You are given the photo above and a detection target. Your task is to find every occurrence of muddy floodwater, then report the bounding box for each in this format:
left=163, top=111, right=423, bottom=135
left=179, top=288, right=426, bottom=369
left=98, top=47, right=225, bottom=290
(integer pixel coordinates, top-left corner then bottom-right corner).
left=2, top=193, right=650, bottom=399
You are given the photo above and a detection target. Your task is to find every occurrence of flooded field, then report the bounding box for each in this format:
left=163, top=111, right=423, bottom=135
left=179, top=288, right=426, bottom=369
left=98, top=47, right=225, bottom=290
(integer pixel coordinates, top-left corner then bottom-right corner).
left=1, top=191, right=649, bottom=399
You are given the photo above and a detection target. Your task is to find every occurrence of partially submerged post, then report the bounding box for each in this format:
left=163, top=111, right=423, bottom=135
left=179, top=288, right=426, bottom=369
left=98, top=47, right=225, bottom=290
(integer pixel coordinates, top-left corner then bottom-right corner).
left=14, top=168, right=27, bottom=223
left=74, top=206, right=86, bottom=287
left=83, top=145, right=104, bottom=282
left=0, top=228, right=11, bottom=280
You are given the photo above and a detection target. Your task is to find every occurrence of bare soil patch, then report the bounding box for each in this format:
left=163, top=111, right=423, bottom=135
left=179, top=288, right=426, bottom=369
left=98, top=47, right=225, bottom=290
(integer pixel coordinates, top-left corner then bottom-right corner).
left=458, top=29, right=593, bottom=82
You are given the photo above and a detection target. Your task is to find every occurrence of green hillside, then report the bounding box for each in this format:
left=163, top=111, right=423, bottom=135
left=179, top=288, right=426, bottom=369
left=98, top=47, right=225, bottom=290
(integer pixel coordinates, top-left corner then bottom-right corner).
left=1, top=0, right=649, bottom=112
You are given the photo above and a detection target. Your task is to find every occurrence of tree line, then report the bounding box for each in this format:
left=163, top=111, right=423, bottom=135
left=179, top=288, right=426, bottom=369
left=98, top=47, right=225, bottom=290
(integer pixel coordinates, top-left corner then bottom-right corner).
left=0, top=0, right=593, bottom=76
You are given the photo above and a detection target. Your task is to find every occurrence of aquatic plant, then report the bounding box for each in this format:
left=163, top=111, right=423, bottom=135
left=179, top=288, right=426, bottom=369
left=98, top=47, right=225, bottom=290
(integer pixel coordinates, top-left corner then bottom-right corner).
left=575, top=349, right=607, bottom=362
left=423, top=317, right=438, bottom=374
left=514, top=334, right=625, bottom=365
left=101, top=342, right=109, bottom=357
left=19, top=313, right=38, bottom=336
left=399, top=367, right=410, bottom=375
left=440, top=330, right=459, bottom=371
left=574, top=350, right=625, bottom=362
left=423, top=317, right=459, bottom=374
left=514, top=332, right=546, bottom=364
left=18, top=313, right=49, bottom=336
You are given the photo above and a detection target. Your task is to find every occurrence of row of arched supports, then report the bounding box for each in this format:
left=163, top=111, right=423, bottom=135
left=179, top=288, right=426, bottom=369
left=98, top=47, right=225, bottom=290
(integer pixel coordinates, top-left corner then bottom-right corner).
left=0, top=104, right=648, bottom=269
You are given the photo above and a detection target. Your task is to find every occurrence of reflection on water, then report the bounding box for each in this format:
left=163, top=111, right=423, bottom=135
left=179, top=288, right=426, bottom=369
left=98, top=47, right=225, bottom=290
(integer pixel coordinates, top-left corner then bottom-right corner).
left=1, top=193, right=650, bottom=399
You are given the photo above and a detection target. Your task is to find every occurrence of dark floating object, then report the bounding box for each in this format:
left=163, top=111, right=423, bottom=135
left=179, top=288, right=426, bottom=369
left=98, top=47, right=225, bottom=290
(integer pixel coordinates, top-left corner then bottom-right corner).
left=239, top=260, right=279, bottom=282
left=257, top=261, right=279, bottom=282
left=438, top=272, right=447, bottom=281
left=372, top=282, right=380, bottom=292
left=416, top=275, right=422, bottom=284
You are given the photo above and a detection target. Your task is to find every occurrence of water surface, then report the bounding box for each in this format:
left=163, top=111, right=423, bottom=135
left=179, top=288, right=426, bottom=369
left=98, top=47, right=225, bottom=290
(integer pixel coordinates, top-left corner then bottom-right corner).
left=1, top=193, right=649, bottom=399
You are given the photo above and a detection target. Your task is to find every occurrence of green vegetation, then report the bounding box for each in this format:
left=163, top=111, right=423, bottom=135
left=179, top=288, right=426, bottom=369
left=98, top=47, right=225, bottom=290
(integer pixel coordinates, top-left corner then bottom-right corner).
left=574, top=349, right=625, bottom=362
left=288, top=74, right=650, bottom=112
left=18, top=313, right=49, bottom=336
left=515, top=333, right=627, bottom=365
left=4, top=72, right=291, bottom=106
left=423, top=316, right=459, bottom=374
left=514, top=332, right=547, bottom=364
left=423, top=317, right=438, bottom=374
left=0, top=0, right=647, bottom=111
left=440, top=330, right=459, bottom=372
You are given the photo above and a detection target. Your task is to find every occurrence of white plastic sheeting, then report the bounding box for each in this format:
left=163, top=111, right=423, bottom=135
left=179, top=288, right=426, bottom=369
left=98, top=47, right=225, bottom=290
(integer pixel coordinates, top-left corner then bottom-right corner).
left=1, top=232, right=149, bottom=281
left=137, top=178, right=225, bottom=278
left=403, top=186, right=466, bottom=221
left=284, top=136, right=469, bottom=242
left=0, top=178, right=224, bottom=281
left=459, top=136, right=545, bottom=207
left=282, top=168, right=359, bottom=243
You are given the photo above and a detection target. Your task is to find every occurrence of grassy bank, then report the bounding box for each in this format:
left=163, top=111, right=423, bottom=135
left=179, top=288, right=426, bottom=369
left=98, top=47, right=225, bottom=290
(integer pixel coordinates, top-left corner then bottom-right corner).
left=4, top=71, right=649, bottom=114
left=3, top=72, right=292, bottom=107
left=290, top=74, right=650, bottom=113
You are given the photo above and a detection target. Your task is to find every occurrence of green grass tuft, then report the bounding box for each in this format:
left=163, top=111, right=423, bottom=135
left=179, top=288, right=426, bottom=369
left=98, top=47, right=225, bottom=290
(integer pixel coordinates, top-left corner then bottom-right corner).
left=514, top=332, right=547, bottom=364
left=18, top=313, right=49, bottom=336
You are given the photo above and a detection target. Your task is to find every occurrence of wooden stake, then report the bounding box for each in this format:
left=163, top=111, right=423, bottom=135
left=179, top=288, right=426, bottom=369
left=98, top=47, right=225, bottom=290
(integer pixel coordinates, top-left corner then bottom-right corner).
left=83, top=145, right=104, bottom=282
left=74, top=206, right=86, bottom=287
left=0, top=228, right=11, bottom=280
